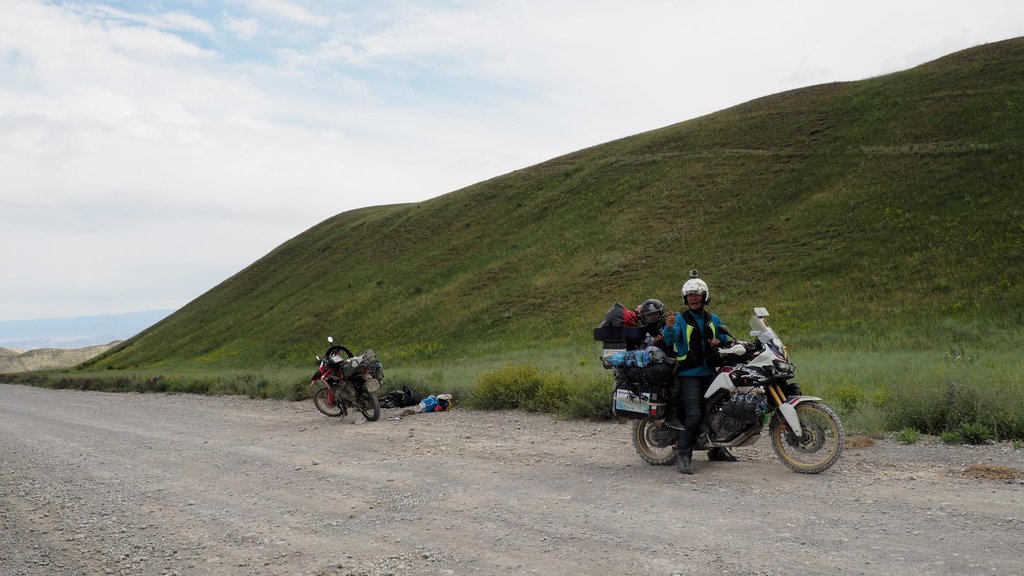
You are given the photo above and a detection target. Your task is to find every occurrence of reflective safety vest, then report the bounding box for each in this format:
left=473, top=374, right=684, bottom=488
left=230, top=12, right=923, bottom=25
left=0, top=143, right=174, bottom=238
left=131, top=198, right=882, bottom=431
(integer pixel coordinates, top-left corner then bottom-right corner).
left=674, top=310, right=718, bottom=371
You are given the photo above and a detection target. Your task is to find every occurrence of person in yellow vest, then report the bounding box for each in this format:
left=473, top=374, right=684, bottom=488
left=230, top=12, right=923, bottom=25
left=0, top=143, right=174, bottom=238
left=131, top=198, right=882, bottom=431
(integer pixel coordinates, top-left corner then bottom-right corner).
left=662, top=273, right=736, bottom=474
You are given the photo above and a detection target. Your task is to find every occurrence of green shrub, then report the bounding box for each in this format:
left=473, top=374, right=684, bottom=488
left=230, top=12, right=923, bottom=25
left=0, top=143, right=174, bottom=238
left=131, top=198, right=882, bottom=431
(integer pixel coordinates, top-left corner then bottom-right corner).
left=955, top=421, right=995, bottom=445
left=896, top=427, right=920, bottom=444
left=289, top=377, right=310, bottom=401
left=466, top=365, right=613, bottom=419
left=832, top=384, right=865, bottom=410
left=469, top=365, right=545, bottom=409
left=529, top=373, right=573, bottom=412
left=941, top=430, right=964, bottom=444
left=556, top=374, right=614, bottom=420
left=835, top=402, right=889, bottom=437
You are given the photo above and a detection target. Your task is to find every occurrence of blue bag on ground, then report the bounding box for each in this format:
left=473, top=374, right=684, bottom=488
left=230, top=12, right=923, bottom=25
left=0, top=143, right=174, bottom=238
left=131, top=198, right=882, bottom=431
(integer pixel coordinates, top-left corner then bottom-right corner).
left=418, top=395, right=439, bottom=412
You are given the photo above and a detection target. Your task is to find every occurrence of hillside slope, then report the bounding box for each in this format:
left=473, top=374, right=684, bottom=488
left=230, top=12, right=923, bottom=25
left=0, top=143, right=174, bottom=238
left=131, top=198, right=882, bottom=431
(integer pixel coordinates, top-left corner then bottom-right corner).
left=87, top=38, right=1024, bottom=370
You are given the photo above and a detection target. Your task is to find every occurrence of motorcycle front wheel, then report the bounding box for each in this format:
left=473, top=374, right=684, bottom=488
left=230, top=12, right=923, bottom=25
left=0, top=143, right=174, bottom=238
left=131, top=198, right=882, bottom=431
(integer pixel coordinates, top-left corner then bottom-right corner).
left=358, top=392, right=381, bottom=422
left=631, top=419, right=677, bottom=466
left=313, top=385, right=344, bottom=418
left=769, top=401, right=845, bottom=474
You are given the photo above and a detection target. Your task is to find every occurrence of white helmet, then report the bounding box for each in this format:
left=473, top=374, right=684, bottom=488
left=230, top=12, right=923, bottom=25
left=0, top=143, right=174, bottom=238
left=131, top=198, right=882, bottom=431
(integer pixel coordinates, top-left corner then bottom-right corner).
left=681, top=277, right=710, bottom=305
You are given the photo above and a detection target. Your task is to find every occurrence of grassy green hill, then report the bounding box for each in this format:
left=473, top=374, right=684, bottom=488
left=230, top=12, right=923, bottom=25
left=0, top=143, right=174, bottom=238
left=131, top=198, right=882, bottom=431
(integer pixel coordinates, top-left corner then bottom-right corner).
left=15, top=37, right=1020, bottom=438
left=79, top=39, right=1022, bottom=381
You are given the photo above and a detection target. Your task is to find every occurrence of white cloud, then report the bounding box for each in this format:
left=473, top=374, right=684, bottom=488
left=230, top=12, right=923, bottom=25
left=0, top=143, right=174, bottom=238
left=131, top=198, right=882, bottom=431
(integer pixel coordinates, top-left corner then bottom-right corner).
left=240, top=0, right=330, bottom=27
left=224, top=11, right=261, bottom=40
left=90, top=4, right=216, bottom=36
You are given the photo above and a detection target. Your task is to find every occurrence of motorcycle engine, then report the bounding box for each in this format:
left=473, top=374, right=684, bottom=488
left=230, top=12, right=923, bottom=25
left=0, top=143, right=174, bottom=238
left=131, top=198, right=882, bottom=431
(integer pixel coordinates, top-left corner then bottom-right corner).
left=707, top=391, right=764, bottom=442
left=332, top=380, right=358, bottom=402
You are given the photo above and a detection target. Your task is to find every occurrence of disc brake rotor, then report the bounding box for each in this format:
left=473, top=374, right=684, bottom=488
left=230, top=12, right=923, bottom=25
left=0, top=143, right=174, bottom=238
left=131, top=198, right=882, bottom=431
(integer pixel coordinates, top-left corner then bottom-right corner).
left=795, top=421, right=826, bottom=453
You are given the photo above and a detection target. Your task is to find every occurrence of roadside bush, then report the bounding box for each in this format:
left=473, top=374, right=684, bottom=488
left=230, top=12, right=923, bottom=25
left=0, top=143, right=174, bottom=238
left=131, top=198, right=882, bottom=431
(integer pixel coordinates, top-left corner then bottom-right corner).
left=469, top=365, right=545, bottom=409
left=833, top=402, right=890, bottom=437
left=831, top=384, right=865, bottom=410
left=530, top=371, right=612, bottom=419
left=468, top=365, right=612, bottom=419
left=289, top=378, right=310, bottom=401
left=941, top=430, right=964, bottom=444
left=163, top=376, right=213, bottom=395
left=556, top=374, right=613, bottom=420
left=529, top=373, right=573, bottom=412
left=896, top=427, right=921, bottom=444
left=886, top=373, right=1022, bottom=440
left=954, top=421, right=995, bottom=445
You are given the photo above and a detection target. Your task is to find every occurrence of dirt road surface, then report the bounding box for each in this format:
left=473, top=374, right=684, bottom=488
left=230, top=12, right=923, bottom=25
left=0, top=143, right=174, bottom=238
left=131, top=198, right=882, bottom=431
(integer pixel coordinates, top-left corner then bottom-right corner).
left=2, top=384, right=1022, bottom=576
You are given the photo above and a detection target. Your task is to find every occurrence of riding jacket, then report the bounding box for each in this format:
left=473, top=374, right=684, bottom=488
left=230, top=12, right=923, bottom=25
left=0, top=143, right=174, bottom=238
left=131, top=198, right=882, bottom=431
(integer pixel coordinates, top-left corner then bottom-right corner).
left=662, top=309, right=732, bottom=377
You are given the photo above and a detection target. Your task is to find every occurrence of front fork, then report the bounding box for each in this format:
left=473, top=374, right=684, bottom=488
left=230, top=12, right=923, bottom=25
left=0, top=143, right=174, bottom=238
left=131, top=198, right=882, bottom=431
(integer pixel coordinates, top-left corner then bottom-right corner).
left=315, top=378, right=341, bottom=408
left=766, top=382, right=821, bottom=438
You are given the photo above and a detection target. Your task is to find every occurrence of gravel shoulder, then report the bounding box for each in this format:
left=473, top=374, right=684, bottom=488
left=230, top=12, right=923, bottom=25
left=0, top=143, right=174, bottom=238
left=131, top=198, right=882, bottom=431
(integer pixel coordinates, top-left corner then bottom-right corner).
left=2, top=383, right=1023, bottom=576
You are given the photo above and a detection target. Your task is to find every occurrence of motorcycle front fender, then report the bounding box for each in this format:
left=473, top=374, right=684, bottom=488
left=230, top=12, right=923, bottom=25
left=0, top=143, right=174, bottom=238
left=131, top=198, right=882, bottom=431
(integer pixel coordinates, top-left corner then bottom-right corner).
left=788, top=395, right=822, bottom=403
left=778, top=399, right=802, bottom=434
left=775, top=395, right=822, bottom=437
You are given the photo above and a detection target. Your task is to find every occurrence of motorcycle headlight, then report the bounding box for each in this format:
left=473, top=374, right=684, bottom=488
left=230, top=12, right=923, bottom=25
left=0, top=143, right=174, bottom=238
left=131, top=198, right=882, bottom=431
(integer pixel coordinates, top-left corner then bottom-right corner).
left=773, top=360, right=794, bottom=374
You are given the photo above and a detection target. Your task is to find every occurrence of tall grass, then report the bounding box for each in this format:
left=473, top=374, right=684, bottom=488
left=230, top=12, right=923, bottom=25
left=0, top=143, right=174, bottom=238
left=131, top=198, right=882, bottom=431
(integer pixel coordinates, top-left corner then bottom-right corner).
left=788, top=345, right=1024, bottom=440
left=9, top=338, right=1023, bottom=438
left=5, top=368, right=311, bottom=400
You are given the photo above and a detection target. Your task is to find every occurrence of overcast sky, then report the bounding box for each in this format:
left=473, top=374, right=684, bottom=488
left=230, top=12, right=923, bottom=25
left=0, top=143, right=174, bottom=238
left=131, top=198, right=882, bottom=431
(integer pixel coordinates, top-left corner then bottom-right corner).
left=2, top=0, right=1022, bottom=322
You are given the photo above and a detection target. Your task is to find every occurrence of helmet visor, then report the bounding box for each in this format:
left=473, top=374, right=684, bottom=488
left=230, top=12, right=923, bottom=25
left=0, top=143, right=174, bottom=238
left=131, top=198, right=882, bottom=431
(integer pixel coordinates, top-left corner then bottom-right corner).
left=642, top=310, right=663, bottom=324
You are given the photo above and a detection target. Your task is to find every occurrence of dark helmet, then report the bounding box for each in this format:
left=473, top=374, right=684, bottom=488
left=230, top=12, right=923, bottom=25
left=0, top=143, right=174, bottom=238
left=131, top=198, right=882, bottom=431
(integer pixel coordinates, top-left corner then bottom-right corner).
left=637, top=298, right=666, bottom=327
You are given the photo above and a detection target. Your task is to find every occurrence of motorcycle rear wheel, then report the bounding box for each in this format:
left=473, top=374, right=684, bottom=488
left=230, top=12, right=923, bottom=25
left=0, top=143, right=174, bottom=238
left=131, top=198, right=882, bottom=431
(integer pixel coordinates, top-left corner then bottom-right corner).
left=313, top=385, right=344, bottom=417
left=358, top=392, right=381, bottom=422
left=769, top=401, right=844, bottom=474
left=631, top=420, right=677, bottom=466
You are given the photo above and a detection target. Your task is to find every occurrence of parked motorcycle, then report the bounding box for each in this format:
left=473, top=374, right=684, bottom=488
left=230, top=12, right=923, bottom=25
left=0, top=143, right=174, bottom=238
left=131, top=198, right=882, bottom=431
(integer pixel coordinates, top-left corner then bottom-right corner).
left=602, top=307, right=845, bottom=474
left=310, top=337, right=382, bottom=421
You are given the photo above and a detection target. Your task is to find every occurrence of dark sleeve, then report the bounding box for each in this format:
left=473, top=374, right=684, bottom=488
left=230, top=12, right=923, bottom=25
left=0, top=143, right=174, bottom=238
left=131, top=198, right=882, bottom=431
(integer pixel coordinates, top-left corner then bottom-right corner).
left=716, top=318, right=733, bottom=341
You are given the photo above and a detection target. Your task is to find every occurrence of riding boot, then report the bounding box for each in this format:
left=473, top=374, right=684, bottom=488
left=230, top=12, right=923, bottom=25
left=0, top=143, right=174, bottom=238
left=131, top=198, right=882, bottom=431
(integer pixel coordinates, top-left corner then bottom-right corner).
left=708, top=447, right=739, bottom=462
left=676, top=450, right=694, bottom=474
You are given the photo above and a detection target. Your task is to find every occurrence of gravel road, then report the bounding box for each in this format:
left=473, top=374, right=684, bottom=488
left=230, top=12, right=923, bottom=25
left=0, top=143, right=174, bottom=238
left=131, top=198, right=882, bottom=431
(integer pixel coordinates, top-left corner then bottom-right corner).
left=2, top=383, right=1022, bottom=576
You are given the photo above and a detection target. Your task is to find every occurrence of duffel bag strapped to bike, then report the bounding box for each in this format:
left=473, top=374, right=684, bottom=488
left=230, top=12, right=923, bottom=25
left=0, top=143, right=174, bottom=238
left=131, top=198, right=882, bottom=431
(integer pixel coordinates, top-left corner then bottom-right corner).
left=605, top=346, right=675, bottom=385
left=593, top=303, right=648, bottom=345
left=612, top=379, right=668, bottom=420
left=342, top=349, right=380, bottom=377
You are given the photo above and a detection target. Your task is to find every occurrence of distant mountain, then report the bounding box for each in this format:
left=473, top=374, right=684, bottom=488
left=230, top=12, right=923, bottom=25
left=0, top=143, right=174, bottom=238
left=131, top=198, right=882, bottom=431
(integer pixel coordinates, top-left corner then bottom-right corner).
left=0, top=343, right=120, bottom=373
left=0, top=310, right=173, bottom=350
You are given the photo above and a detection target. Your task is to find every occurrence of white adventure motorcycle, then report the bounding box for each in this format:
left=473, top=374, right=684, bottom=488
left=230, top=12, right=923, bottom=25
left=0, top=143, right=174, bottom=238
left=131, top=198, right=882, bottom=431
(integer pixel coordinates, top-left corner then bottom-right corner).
left=602, top=307, right=844, bottom=474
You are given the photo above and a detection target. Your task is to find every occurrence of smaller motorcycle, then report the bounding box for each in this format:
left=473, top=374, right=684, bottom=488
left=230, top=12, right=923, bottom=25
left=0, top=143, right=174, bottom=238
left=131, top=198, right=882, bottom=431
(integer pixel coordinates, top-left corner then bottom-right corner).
left=310, top=337, right=383, bottom=421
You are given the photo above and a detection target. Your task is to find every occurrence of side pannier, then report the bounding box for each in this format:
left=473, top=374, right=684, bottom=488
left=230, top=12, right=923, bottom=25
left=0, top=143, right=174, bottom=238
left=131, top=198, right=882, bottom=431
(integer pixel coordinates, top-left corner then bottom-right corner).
left=612, top=379, right=669, bottom=420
